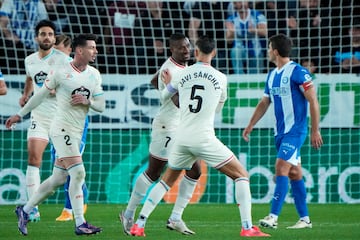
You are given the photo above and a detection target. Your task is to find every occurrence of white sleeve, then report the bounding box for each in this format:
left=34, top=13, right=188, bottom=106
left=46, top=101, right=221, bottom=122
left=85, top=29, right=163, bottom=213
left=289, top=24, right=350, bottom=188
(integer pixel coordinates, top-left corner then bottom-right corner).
left=17, top=86, right=50, bottom=117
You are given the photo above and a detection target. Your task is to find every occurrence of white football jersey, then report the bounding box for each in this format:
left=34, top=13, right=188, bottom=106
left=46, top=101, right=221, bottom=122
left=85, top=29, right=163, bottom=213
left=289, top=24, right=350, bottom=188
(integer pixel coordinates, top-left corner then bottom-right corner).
left=45, top=62, right=103, bottom=131
left=152, top=57, right=187, bottom=130
left=25, top=49, right=70, bottom=121
left=171, top=62, right=227, bottom=142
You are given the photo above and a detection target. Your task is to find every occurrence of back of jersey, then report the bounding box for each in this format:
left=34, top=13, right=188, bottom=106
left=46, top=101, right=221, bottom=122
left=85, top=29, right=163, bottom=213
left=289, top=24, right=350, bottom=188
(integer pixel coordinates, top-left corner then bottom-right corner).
left=175, top=62, right=227, bottom=141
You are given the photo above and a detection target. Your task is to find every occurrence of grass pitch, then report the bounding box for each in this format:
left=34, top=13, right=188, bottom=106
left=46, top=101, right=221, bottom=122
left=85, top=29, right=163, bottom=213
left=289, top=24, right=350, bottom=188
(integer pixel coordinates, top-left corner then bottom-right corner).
left=0, top=203, right=359, bottom=240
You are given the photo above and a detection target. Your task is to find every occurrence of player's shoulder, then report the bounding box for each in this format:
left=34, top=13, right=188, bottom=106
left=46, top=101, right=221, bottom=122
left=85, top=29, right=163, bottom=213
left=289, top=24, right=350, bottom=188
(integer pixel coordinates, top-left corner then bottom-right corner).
left=163, top=57, right=186, bottom=71
left=25, top=52, right=39, bottom=63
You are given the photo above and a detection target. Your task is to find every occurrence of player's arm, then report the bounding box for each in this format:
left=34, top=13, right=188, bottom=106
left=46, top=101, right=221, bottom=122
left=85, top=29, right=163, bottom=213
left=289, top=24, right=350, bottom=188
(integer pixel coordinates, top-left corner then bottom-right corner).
left=150, top=70, right=160, bottom=89
left=71, top=93, right=105, bottom=113
left=160, top=68, right=178, bottom=100
left=242, top=96, right=271, bottom=142
left=0, top=79, right=7, bottom=95
left=5, top=85, right=51, bottom=129
left=303, top=85, right=323, bottom=149
left=19, top=76, right=33, bottom=107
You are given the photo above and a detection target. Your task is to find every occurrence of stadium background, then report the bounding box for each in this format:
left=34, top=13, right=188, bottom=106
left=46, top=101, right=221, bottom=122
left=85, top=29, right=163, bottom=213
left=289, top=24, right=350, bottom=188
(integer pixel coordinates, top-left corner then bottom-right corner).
left=0, top=1, right=359, bottom=205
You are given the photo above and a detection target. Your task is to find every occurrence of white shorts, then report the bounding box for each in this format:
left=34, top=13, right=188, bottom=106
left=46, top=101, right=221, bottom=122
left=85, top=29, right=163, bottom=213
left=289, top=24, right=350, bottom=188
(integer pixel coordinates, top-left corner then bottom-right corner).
left=168, top=136, right=234, bottom=170
left=149, top=126, right=176, bottom=161
left=27, top=115, right=51, bottom=141
left=49, top=125, right=82, bottom=159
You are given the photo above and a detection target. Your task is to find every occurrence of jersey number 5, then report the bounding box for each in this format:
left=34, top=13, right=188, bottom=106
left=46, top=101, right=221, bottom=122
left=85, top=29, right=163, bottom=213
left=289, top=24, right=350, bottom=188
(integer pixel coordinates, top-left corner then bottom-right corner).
left=189, top=85, right=204, bottom=113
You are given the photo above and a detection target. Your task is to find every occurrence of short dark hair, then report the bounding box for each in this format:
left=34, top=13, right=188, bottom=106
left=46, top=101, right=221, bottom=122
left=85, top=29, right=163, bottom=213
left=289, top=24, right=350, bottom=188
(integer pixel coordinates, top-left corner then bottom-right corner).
left=195, top=35, right=215, bottom=54
left=269, top=34, right=292, bottom=57
left=35, top=20, right=56, bottom=36
left=72, top=34, right=97, bottom=49
left=169, top=32, right=187, bottom=47
left=55, top=34, right=72, bottom=47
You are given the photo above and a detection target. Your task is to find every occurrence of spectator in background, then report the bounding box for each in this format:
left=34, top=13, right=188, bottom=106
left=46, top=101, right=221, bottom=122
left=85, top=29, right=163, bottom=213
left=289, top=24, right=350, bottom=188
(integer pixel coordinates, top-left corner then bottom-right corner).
left=287, top=0, right=330, bottom=73
left=0, top=0, right=48, bottom=74
left=226, top=1, right=267, bottom=74
left=105, top=1, right=146, bottom=74
left=335, top=19, right=360, bottom=74
left=44, top=0, right=73, bottom=34
left=0, top=68, right=7, bottom=95
left=187, top=2, right=233, bottom=74
left=133, top=1, right=186, bottom=74
left=68, top=0, right=108, bottom=73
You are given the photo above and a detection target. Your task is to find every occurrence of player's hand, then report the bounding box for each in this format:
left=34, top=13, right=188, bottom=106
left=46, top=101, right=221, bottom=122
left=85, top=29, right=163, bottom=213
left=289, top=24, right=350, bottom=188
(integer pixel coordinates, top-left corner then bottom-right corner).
left=71, top=94, right=90, bottom=106
left=5, top=115, right=21, bottom=130
left=19, top=95, right=29, bottom=107
left=161, top=68, right=171, bottom=85
left=311, top=130, right=323, bottom=149
left=242, top=126, right=253, bottom=142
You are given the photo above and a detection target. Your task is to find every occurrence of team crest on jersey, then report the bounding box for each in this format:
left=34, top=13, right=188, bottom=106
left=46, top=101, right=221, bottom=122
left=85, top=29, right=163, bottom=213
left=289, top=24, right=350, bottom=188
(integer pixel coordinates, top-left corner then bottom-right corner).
left=34, top=71, right=48, bottom=87
left=72, top=86, right=90, bottom=99
left=282, top=77, right=289, bottom=84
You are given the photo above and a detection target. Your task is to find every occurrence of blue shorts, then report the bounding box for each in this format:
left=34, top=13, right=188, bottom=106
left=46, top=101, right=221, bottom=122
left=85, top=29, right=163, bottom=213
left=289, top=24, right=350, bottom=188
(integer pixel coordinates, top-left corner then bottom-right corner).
left=275, top=134, right=306, bottom=166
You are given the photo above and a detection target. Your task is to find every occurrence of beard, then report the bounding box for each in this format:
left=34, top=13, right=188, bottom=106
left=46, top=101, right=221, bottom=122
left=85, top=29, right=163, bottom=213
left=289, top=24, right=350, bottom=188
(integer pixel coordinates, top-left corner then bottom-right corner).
left=39, top=42, right=54, bottom=51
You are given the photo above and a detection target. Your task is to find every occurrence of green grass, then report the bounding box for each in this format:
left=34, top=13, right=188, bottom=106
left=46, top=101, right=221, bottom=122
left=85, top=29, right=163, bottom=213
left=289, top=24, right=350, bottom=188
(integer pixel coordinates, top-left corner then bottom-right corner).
left=0, top=203, right=359, bottom=240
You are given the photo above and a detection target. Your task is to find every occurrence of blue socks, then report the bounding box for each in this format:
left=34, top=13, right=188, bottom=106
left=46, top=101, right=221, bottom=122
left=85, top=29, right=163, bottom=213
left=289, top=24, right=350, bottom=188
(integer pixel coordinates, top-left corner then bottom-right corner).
left=270, top=176, right=288, bottom=215
left=290, top=179, right=309, bottom=218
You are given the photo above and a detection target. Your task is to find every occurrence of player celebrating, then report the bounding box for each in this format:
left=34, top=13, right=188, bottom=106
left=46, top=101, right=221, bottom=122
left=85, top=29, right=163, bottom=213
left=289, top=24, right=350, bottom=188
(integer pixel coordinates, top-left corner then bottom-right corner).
left=6, top=33, right=105, bottom=236
left=129, top=36, right=270, bottom=237
left=120, top=33, right=200, bottom=235
left=242, top=34, right=323, bottom=229
left=52, top=34, right=89, bottom=222
left=18, top=20, right=70, bottom=222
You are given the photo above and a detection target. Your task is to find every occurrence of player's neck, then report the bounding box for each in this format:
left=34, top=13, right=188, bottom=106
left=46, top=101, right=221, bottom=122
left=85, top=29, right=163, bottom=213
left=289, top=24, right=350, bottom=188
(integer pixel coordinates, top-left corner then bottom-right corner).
left=38, top=48, right=53, bottom=59
left=71, top=60, right=87, bottom=72
left=275, top=57, right=291, bottom=69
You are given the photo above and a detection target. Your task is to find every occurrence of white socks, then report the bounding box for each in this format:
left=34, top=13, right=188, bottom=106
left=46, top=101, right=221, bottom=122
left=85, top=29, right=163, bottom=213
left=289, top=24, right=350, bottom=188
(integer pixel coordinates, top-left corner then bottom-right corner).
left=125, top=173, right=153, bottom=219
left=24, top=167, right=67, bottom=213
left=26, top=165, right=40, bottom=200
left=68, top=164, right=86, bottom=226
left=170, top=176, right=197, bottom=221
left=235, top=177, right=253, bottom=230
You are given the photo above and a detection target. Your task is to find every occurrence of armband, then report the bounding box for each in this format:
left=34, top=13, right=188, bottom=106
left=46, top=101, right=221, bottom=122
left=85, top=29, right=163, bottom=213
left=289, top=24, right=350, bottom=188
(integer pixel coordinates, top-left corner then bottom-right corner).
left=166, top=83, right=177, bottom=94
left=300, top=80, right=313, bottom=92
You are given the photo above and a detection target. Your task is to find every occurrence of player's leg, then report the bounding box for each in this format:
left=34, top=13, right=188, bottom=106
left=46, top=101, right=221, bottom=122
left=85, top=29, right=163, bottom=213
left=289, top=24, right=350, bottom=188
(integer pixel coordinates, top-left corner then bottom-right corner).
left=287, top=165, right=312, bottom=229
left=51, top=129, right=101, bottom=235
left=120, top=154, right=167, bottom=235
left=56, top=137, right=89, bottom=221
left=259, top=158, right=291, bottom=228
left=26, top=137, right=48, bottom=222
left=130, top=167, right=183, bottom=237
left=166, top=161, right=201, bottom=235
left=218, top=156, right=270, bottom=237
left=16, top=167, right=68, bottom=235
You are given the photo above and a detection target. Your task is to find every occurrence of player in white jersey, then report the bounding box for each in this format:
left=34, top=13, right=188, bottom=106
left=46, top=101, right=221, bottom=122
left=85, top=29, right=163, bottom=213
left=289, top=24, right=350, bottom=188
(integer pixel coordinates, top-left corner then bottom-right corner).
left=53, top=34, right=90, bottom=222
left=6, top=33, right=105, bottom=236
left=121, top=33, right=201, bottom=236
left=130, top=36, right=270, bottom=238
left=19, top=20, right=69, bottom=222
left=242, top=34, right=323, bottom=229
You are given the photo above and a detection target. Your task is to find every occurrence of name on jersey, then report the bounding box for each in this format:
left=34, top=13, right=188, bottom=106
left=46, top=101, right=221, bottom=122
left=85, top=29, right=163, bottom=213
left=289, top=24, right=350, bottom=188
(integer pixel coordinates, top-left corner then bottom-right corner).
left=179, top=71, right=220, bottom=90
left=72, top=86, right=91, bottom=99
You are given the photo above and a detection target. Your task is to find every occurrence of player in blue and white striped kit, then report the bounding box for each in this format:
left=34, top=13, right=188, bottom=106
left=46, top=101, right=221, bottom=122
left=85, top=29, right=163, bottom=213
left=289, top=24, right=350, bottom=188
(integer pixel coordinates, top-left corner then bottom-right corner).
left=243, top=34, right=323, bottom=229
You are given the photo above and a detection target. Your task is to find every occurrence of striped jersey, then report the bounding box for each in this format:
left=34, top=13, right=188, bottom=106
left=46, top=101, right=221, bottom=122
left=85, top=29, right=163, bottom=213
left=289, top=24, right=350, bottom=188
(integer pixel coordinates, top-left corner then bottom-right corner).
left=264, top=61, right=313, bottom=136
